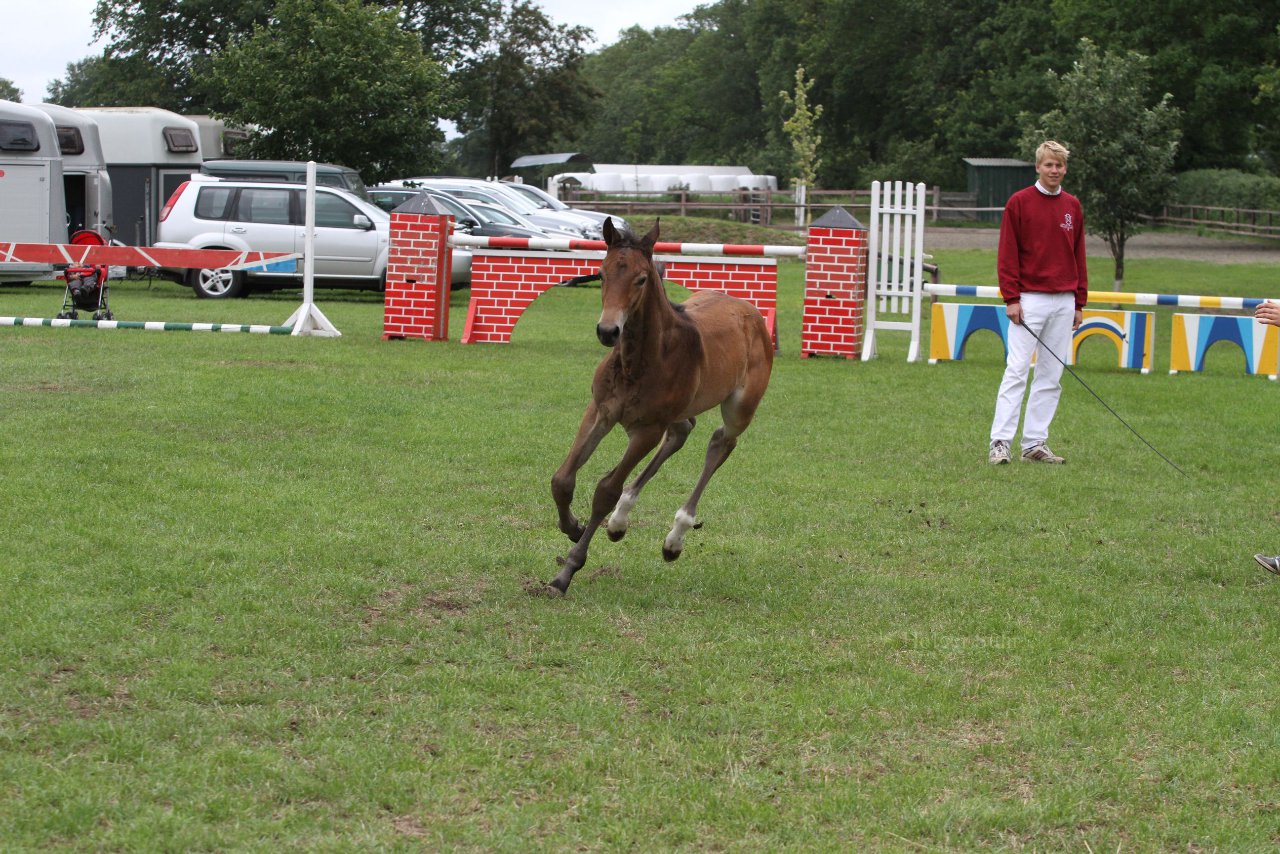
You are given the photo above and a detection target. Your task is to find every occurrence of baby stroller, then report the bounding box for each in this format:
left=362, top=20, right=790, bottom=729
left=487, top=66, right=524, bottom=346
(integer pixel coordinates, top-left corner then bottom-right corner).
left=56, top=229, right=113, bottom=321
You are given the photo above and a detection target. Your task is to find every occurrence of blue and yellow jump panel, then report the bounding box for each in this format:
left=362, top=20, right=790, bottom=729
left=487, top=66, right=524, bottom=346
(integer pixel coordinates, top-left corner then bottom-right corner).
left=928, top=302, right=1154, bottom=372
left=1073, top=309, right=1154, bottom=373
left=1170, top=313, right=1279, bottom=380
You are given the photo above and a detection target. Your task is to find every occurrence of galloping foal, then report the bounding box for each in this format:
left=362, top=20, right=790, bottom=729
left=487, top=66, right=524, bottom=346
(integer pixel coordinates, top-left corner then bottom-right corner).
left=549, top=219, right=774, bottom=593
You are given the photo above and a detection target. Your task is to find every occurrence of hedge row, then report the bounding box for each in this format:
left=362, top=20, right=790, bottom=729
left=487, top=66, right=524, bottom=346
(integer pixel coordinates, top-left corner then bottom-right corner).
left=1171, top=169, right=1280, bottom=211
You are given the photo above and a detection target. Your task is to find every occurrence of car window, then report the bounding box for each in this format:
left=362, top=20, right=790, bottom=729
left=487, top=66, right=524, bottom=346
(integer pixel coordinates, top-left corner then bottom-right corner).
left=476, top=205, right=520, bottom=225
left=425, top=193, right=471, bottom=219
left=235, top=188, right=294, bottom=225
left=313, top=192, right=365, bottom=229
left=195, top=186, right=235, bottom=220
left=369, top=191, right=409, bottom=212
left=316, top=174, right=345, bottom=189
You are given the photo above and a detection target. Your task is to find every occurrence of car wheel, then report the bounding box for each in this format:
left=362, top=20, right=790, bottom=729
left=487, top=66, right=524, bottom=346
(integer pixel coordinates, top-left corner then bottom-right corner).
left=190, top=266, right=246, bottom=299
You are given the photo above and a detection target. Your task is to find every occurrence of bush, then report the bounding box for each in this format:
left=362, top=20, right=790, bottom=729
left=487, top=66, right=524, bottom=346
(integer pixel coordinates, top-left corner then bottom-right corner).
left=1171, top=169, right=1280, bottom=210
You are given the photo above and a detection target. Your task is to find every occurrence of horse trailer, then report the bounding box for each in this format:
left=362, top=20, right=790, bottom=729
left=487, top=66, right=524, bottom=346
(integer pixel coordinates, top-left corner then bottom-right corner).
left=31, top=103, right=114, bottom=238
left=0, top=99, right=68, bottom=285
left=188, top=115, right=250, bottom=161
left=74, top=107, right=202, bottom=246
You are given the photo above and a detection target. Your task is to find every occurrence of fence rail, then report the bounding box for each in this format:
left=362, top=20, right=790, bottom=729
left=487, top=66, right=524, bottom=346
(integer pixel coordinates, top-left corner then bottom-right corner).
left=562, top=187, right=997, bottom=231
left=1150, top=204, right=1280, bottom=239
left=562, top=189, right=1280, bottom=241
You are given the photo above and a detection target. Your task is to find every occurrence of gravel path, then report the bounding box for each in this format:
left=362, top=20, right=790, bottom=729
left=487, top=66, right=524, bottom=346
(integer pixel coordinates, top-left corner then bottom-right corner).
left=924, top=227, right=1280, bottom=265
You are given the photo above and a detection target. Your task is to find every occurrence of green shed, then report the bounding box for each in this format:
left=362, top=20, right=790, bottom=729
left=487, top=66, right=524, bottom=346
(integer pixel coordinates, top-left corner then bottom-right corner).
left=963, top=157, right=1034, bottom=222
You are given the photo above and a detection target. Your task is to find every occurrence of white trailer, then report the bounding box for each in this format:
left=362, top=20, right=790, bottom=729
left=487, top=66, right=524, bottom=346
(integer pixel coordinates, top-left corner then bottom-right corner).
left=73, top=107, right=202, bottom=246
left=0, top=100, right=68, bottom=284
left=188, top=114, right=249, bottom=161
left=32, top=103, right=114, bottom=238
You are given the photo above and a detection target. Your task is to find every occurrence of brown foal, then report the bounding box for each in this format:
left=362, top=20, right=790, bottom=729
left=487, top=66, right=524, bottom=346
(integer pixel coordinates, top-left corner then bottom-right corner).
left=549, top=219, right=774, bottom=593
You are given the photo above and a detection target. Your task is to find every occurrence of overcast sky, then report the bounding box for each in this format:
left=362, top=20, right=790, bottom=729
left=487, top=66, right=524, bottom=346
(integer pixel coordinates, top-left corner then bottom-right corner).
left=1, top=0, right=700, bottom=105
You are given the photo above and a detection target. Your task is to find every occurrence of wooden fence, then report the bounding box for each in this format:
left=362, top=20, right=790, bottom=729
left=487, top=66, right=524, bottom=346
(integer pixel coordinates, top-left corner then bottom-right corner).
left=563, top=189, right=1280, bottom=241
left=562, top=187, right=993, bottom=231
left=1150, top=204, right=1280, bottom=239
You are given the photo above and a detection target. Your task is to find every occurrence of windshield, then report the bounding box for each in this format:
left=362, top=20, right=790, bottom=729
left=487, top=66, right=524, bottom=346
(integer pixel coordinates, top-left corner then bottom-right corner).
left=435, top=183, right=541, bottom=216
left=473, top=205, right=522, bottom=226
left=507, top=183, right=568, bottom=211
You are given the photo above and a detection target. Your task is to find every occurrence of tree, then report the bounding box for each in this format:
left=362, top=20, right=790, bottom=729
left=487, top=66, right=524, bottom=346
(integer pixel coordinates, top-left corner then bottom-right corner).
left=453, top=1, right=596, bottom=177
left=1025, top=39, right=1182, bottom=288
left=780, top=66, right=822, bottom=199
left=0, top=78, right=21, bottom=102
left=1053, top=0, right=1280, bottom=170
left=208, top=0, right=456, bottom=183
left=89, top=0, right=498, bottom=113
left=46, top=56, right=183, bottom=109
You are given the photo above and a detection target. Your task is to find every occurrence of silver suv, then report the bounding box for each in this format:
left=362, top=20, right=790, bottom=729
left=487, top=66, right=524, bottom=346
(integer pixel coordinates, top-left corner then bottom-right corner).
left=155, top=177, right=470, bottom=298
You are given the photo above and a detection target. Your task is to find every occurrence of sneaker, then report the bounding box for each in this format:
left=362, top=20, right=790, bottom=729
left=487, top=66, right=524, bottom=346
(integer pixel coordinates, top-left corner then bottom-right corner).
left=1255, top=554, right=1280, bottom=575
left=1021, top=444, right=1065, bottom=464
left=988, top=439, right=1011, bottom=465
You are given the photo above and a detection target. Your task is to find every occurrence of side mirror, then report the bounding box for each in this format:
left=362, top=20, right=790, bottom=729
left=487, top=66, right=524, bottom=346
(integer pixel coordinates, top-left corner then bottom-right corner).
left=353, top=214, right=374, bottom=230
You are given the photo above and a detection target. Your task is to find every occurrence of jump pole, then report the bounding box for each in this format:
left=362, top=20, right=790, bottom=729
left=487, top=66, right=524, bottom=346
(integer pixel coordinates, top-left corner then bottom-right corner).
left=0, top=317, right=292, bottom=333
left=448, top=234, right=807, bottom=258
left=283, top=162, right=341, bottom=337
left=925, top=283, right=1268, bottom=311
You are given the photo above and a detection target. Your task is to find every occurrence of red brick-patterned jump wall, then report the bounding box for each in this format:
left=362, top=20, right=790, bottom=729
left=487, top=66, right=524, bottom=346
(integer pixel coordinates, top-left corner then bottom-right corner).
left=800, top=226, right=868, bottom=358
left=461, top=250, right=778, bottom=345
left=382, top=213, right=451, bottom=341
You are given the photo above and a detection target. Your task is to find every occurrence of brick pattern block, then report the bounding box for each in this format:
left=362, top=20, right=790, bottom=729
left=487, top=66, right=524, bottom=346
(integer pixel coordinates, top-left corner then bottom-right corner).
left=382, top=213, right=452, bottom=341
left=800, top=226, right=868, bottom=358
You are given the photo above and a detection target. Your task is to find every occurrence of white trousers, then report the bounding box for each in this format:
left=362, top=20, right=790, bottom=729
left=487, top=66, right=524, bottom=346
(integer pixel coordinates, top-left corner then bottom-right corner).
left=990, top=291, right=1075, bottom=449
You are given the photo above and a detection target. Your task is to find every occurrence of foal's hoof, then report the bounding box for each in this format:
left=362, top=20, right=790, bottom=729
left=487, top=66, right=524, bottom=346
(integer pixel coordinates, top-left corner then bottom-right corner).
left=607, top=526, right=626, bottom=542
left=662, top=545, right=682, bottom=562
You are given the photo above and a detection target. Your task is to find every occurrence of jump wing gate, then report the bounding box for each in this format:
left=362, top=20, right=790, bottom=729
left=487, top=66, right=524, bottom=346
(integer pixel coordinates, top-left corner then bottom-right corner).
left=861, top=180, right=926, bottom=362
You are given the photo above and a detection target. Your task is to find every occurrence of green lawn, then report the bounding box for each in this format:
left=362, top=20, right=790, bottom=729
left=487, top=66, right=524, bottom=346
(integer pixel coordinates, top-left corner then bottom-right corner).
left=1, top=255, right=1278, bottom=851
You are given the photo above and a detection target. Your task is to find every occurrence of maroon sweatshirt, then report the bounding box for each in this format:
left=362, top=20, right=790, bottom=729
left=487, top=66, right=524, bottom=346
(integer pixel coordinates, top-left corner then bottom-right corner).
left=997, top=185, right=1089, bottom=309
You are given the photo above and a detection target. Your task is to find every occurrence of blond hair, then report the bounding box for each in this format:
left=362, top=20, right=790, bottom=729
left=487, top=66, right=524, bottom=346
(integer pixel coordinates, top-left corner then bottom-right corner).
left=1035, top=140, right=1070, bottom=165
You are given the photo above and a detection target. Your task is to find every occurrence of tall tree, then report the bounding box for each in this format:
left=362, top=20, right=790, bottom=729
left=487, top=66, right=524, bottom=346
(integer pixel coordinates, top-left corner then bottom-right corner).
left=576, top=26, right=698, bottom=164
left=46, top=56, right=182, bottom=109
left=208, top=0, right=456, bottom=183
left=88, top=0, right=498, bottom=112
left=453, top=1, right=596, bottom=176
left=1025, top=39, right=1182, bottom=288
left=1053, top=0, right=1280, bottom=170
left=0, top=78, right=21, bottom=102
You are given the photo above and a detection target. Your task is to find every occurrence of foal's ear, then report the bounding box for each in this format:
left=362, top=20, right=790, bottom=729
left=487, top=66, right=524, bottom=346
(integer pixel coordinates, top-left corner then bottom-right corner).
left=641, top=219, right=660, bottom=254
left=603, top=217, right=620, bottom=246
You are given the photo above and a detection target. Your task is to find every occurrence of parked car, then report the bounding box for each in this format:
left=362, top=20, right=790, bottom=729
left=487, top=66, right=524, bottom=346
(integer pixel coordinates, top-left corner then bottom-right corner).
left=500, top=180, right=627, bottom=234
left=463, top=200, right=582, bottom=239
left=369, top=185, right=557, bottom=240
left=392, top=177, right=604, bottom=239
left=200, top=159, right=369, bottom=200
left=155, top=177, right=470, bottom=297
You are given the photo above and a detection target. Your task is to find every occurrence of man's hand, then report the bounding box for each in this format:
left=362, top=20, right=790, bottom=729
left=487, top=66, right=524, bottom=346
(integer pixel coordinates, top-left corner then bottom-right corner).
left=1005, top=302, right=1023, bottom=325
left=1256, top=301, right=1280, bottom=328
left=1073, top=309, right=1083, bottom=331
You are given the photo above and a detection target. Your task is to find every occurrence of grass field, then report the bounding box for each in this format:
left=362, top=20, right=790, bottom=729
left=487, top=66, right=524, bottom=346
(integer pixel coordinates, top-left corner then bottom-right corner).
left=2, top=241, right=1279, bottom=851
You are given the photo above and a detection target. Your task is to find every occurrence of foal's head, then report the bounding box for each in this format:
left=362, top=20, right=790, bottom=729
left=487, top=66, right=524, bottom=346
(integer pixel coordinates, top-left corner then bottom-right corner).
left=596, top=218, right=661, bottom=347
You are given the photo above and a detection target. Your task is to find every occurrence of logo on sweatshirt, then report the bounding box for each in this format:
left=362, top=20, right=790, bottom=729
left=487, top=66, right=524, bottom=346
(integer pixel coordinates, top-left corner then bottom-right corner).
left=1061, top=213, right=1074, bottom=232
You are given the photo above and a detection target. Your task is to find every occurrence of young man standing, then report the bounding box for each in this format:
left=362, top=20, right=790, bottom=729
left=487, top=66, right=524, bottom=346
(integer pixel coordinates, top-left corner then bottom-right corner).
left=988, top=140, right=1089, bottom=465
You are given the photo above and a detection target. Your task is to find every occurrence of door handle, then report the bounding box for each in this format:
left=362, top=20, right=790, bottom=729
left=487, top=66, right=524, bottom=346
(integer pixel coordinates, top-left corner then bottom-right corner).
left=230, top=226, right=247, bottom=234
